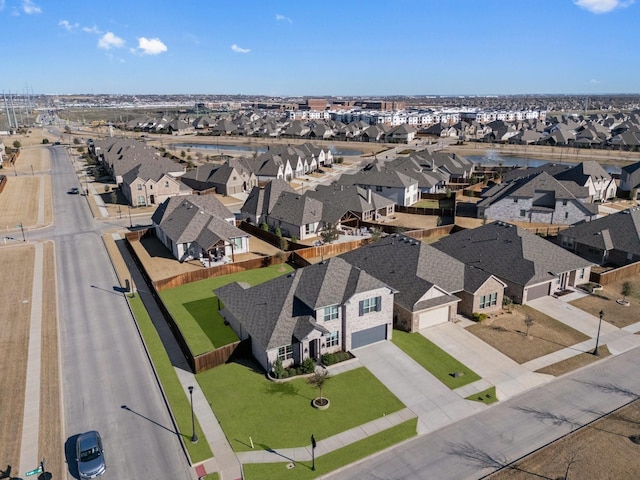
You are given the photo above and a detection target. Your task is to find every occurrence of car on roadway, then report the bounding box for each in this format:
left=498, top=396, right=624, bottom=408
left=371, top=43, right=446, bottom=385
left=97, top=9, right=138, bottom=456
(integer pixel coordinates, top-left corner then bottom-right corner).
left=68, top=187, right=80, bottom=195
left=76, top=430, right=106, bottom=479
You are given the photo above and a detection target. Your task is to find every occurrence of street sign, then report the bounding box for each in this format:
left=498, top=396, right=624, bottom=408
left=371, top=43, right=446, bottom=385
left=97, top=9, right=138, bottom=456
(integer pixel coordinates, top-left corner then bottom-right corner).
left=25, top=466, right=42, bottom=476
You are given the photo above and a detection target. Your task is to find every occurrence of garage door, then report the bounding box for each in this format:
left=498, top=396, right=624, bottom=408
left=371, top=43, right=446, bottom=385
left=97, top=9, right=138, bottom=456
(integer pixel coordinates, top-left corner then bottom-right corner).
left=417, top=306, right=449, bottom=330
left=526, top=282, right=551, bottom=302
left=351, top=324, right=387, bottom=349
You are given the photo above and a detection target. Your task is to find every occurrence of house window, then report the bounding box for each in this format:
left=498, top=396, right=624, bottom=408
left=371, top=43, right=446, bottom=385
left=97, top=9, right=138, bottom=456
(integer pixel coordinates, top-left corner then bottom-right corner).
left=164, top=181, right=169, bottom=188
left=326, top=331, right=339, bottom=348
left=323, top=305, right=339, bottom=322
left=137, top=196, right=145, bottom=206
left=513, top=198, right=518, bottom=203
left=562, top=200, right=567, bottom=206
left=137, top=184, right=143, bottom=191
left=149, top=184, right=153, bottom=190
left=565, top=212, right=569, bottom=219
left=520, top=209, right=526, bottom=217
left=579, top=268, right=585, bottom=279
left=376, top=186, right=383, bottom=192
left=277, top=344, right=293, bottom=361
left=230, top=237, right=243, bottom=251
left=359, top=296, right=381, bottom=315
left=479, top=293, right=498, bottom=309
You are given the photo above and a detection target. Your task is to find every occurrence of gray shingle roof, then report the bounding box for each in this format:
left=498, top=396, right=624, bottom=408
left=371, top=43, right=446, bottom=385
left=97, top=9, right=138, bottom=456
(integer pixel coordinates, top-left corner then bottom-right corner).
left=559, top=207, right=640, bottom=256
left=215, top=257, right=390, bottom=350
left=431, top=222, right=593, bottom=287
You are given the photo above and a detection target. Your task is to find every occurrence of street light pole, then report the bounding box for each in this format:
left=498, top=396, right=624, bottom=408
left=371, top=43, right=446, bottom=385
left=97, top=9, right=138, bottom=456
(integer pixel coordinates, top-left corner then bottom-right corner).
left=188, top=386, right=198, bottom=443
left=593, top=310, right=604, bottom=355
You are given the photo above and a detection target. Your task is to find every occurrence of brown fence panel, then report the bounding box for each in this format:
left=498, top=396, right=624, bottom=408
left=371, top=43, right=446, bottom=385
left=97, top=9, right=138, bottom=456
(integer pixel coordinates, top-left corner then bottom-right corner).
left=193, top=341, right=243, bottom=372
left=520, top=225, right=569, bottom=237
left=0, top=175, right=6, bottom=194
left=396, top=205, right=455, bottom=217
left=403, top=224, right=458, bottom=240
left=154, top=253, right=291, bottom=291
left=591, top=261, right=640, bottom=286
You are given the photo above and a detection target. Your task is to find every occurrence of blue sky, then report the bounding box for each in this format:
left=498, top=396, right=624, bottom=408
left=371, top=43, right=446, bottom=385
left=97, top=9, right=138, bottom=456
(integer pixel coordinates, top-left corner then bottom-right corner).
left=1, top=0, right=638, bottom=96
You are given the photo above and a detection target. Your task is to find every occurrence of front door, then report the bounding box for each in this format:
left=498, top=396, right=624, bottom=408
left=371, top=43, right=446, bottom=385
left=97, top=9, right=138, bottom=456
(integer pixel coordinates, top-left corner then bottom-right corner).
left=309, top=339, right=319, bottom=361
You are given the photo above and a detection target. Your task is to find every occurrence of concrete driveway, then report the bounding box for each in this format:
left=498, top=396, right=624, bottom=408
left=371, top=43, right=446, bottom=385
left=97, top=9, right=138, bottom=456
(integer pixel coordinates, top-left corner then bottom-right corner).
left=421, top=322, right=552, bottom=400
left=353, top=341, right=485, bottom=435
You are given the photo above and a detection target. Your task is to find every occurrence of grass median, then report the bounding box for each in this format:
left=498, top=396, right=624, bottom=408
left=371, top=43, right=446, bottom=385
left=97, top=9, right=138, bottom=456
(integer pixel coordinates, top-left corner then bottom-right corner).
left=128, top=296, right=212, bottom=463
left=242, top=419, right=417, bottom=480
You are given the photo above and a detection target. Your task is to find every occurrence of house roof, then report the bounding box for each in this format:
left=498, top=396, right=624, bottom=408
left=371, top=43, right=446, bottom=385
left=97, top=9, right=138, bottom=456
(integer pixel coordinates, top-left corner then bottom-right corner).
left=554, top=161, right=611, bottom=185
left=241, top=178, right=296, bottom=220
left=339, top=234, right=498, bottom=312
left=431, top=222, right=593, bottom=288
left=559, top=207, right=640, bottom=256
left=269, top=191, right=324, bottom=226
left=215, top=257, right=391, bottom=350
left=336, top=168, right=418, bottom=189
left=151, top=194, right=244, bottom=248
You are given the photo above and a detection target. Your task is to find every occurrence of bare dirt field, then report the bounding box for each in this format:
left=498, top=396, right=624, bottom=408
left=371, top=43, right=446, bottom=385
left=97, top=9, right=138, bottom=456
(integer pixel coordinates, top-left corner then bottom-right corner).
left=570, top=276, right=640, bottom=328
left=13, top=144, right=51, bottom=173
left=0, top=245, right=35, bottom=471
left=489, top=398, right=640, bottom=480
left=466, top=305, right=590, bottom=365
left=0, top=175, right=50, bottom=231
left=38, top=241, right=62, bottom=480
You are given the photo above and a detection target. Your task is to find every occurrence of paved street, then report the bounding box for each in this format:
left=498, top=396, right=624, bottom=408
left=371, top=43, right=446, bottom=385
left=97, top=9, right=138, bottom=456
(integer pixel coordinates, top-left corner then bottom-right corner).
left=48, top=146, right=193, bottom=480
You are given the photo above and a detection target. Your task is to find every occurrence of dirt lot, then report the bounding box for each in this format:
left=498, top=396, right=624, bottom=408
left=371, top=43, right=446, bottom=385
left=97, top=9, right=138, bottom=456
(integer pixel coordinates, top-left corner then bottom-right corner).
left=466, top=305, right=590, bottom=365
left=0, top=175, right=51, bottom=231
left=490, top=398, right=640, bottom=480
left=13, top=144, right=51, bottom=173
left=0, top=245, right=34, bottom=471
left=570, top=276, right=640, bottom=329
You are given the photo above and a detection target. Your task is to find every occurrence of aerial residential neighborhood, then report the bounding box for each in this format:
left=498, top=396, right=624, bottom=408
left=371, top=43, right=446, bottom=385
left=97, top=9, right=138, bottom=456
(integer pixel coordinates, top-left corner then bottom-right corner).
left=3, top=2, right=640, bottom=480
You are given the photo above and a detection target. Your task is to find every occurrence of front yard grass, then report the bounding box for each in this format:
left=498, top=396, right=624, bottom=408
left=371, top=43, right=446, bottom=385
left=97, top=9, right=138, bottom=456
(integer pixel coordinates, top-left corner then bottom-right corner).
left=159, top=264, right=294, bottom=355
left=465, top=386, right=498, bottom=405
left=197, top=361, right=405, bottom=452
left=391, top=330, right=481, bottom=389
left=242, top=418, right=417, bottom=480
left=128, top=296, right=212, bottom=463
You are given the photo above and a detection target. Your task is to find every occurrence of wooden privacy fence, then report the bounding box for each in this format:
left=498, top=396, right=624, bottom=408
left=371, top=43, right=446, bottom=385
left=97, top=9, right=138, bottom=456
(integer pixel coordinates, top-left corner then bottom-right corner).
left=396, top=205, right=455, bottom=217
left=193, top=340, right=249, bottom=372
left=591, top=260, right=640, bottom=286
left=403, top=224, right=459, bottom=240
left=520, top=225, right=570, bottom=237
left=0, top=175, right=6, bottom=194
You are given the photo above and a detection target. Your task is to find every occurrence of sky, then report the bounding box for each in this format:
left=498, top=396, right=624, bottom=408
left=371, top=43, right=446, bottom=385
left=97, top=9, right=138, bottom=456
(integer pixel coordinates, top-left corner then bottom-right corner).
left=0, top=0, right=638, bottom=96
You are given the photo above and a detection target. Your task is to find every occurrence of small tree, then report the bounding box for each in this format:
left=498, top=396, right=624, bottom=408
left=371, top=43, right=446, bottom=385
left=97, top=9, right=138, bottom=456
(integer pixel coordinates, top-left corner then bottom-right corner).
left=180, top=150, right=186, bottom=159
left=369, top=227, right=382, bottom=243
left=12, top=140, right=21, bottom=149
left=320, top=223, right=340, bottom=244
left=260, top=222, right=269, bottom=232
left=525, top=316, right=534, bottom=337
left=502, top=296, right=513, bottom=313
left=621, top=281, right=632, bottom=302
left=104, top=185, right=111, bottom=193
left=73, top=137, right=81, bottom=145
left=272, top=358, right=286, bottom=379
left=42, top=138, right=49, bottom=144
left=307, top=369, right=330, bottom=402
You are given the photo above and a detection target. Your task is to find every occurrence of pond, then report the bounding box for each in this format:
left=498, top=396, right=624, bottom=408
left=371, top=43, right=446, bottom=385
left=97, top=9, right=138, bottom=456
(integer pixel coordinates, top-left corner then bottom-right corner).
left=467, top=151, right=621, bottom=175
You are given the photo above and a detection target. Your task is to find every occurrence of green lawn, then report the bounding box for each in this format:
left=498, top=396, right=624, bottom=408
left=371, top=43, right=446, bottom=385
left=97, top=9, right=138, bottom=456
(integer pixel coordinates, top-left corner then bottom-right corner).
left=197, top=362, right=405, bottom=452
left=412, top=199, right=440, bottom=208
left=392, top=330, right=481, bottom=389
left=465, top=386, right=498, bottom=405
left=243, top=419, right=417, bottom=480
left=128, top=296, right=212, bottom=463
left=159, top=264, right=294, bottom=355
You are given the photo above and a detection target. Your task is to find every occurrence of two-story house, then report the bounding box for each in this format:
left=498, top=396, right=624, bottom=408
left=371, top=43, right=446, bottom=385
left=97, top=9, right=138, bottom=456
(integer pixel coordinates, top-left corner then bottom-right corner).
left=215, top=256, right=395, bottom=372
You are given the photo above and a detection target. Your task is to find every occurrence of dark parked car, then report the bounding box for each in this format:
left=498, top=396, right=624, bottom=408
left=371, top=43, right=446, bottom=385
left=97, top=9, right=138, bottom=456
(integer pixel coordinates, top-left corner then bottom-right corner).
left=76, top=430, right=106, bottom=479
left=68, top=187, right=80, bottom=195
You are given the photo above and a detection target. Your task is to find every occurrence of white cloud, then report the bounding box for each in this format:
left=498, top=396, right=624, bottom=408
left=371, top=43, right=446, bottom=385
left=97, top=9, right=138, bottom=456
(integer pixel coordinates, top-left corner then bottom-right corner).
left=98, top=32, right=125, bottom=50
left=231, top=43, right=250, bottom=53
left=58, top=20, right=78, bottom=32
left=574, top=0, right=634, bottom=13
left=0, top=1, right=6, bottom=11
left=82, top=25, right=102, bottom=34
left=22, top=0, right=41, bottom=14
left=275, top=13, right=293, bottom=23
left=137, top=37, right=168, bottom=55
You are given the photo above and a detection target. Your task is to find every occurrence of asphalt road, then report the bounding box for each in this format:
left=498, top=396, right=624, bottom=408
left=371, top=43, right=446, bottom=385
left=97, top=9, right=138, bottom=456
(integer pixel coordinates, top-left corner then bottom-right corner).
left=326, top=346, right=640, bottom=480
left=47, top=146, right=192, bottom=479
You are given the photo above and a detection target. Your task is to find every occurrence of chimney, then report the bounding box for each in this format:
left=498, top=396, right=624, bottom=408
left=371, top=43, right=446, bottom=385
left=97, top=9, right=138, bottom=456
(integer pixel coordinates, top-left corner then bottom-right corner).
left=367, top=188, right=372, bottom=204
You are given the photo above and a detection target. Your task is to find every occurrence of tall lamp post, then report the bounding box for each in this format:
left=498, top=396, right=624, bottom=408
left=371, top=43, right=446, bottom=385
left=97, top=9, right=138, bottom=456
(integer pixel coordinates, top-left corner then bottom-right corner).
left=593, top=310, right=604, bottom=356
left=188, top=386, right=198, bottom=443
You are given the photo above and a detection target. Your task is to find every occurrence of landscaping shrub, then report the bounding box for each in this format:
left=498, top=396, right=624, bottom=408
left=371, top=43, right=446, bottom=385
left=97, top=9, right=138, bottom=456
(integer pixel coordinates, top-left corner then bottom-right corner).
left=321, top=351, right=352, bottom=366
left=302, top=357, right=315, bottom=374
left=472, top=312, right=488, bottom=322
left=272, top=358, right=286, bottom=379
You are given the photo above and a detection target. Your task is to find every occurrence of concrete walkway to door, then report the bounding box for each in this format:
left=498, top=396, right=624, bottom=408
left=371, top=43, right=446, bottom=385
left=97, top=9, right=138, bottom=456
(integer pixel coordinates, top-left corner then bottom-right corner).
left=353, top=341, right=486, bottom=435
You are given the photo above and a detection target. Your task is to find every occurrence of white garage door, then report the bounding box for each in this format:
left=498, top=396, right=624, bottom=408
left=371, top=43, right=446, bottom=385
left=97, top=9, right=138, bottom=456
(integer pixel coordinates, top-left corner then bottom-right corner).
left=417, top=306, right=449, bottom=330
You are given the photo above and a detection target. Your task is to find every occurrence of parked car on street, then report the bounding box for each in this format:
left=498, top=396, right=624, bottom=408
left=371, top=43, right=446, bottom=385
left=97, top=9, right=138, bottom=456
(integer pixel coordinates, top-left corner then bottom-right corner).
left=68, top=187, right=80, bottom=195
